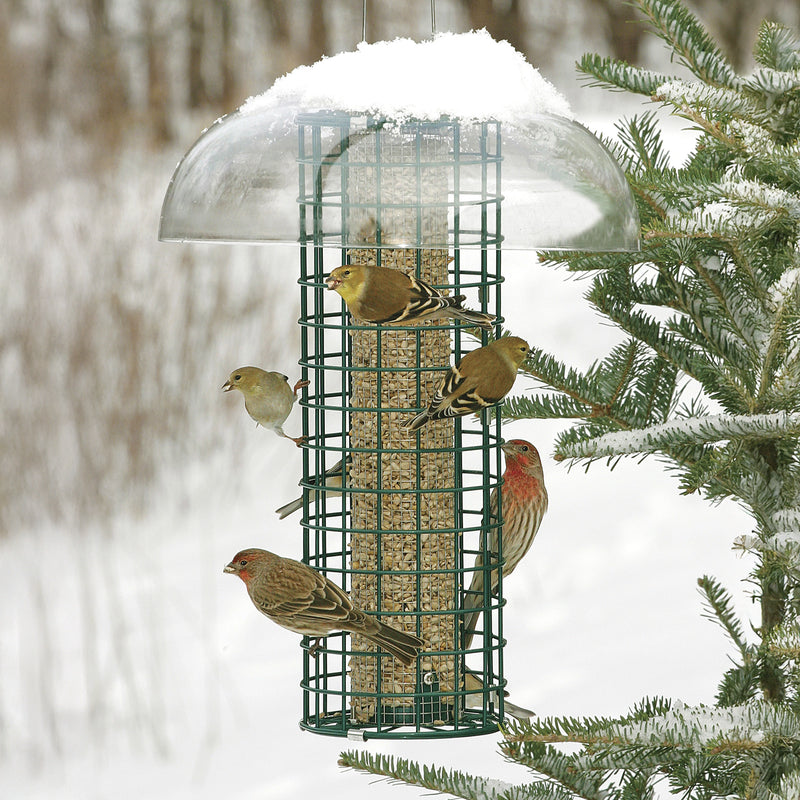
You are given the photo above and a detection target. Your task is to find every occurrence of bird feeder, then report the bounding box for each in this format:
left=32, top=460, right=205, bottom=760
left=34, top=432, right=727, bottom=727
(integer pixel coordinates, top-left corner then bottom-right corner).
left=159, top=31, right=639, bottom=740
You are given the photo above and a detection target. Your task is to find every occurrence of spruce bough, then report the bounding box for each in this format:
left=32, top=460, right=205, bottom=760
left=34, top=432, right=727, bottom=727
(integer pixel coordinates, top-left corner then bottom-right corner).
left=341, top=1, right=800, bottom=796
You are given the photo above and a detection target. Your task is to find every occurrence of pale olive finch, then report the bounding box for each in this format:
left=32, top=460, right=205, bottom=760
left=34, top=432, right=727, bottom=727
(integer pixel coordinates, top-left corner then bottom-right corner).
left=224, top=548, right=424, bottom=665
left=462, top=439, right=548, bottom=650
left=403, top=336, right=530, bottom=431
left=222, top=366, right=309, bottom=446
left=275, top=457, right=349, bottom=519
left=325, top=264, right=495, bottom=329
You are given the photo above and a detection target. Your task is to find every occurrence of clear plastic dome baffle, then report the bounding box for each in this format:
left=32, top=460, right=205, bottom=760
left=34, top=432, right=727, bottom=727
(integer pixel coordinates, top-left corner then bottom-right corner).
left=159, top=105, right=639, bottom=251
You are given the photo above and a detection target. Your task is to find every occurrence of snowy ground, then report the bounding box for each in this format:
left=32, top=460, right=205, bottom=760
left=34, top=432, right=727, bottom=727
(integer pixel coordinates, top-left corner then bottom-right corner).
left=2, top=107, right=756, bottom=799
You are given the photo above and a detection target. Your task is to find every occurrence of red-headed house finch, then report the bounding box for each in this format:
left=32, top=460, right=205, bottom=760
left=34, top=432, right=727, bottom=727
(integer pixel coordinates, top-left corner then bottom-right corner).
left=403, top=337, right=530, bottom=432
left=222, top=366, right=309, bottom=446
left=463, top=439, right=548, bottom=650
left=326, top=263, right=495, bottom=329
left=224, top=548, right=424, bottom=666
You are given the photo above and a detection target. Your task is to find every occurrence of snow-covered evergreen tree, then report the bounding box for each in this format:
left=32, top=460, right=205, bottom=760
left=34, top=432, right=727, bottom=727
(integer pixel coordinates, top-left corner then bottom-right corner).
left=340, top=0, right=800, bottom=796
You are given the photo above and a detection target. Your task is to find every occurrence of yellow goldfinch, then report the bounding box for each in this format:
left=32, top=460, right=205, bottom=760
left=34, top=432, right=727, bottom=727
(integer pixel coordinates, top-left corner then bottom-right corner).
left=222, top=366, right=309, bottom=446
left=325, top=264, right=494, bottom=329
left=403, top=336, right=530, bottom=431
left=275, top=457, right=349, bottom=519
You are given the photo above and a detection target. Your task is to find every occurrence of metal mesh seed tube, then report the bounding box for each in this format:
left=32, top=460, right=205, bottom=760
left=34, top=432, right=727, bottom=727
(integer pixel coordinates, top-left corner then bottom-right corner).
left=347, top=130, right=456, bottom=725
left=297, top=113, right=505, bottom=738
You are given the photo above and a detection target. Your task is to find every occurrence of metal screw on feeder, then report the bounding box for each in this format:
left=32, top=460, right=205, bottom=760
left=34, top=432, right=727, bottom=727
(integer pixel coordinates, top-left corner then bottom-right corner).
left=159, top=16, right=639, bottom=740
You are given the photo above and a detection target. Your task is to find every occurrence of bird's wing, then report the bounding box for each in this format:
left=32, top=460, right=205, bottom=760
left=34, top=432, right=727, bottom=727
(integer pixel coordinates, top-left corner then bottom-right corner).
left=267, top=565, right=360, bottom=628
left=426, top=364, right=487, bottom=420
left=381, top=275, right=461, bottom=324
left=362, top=271, right=459, bottom=324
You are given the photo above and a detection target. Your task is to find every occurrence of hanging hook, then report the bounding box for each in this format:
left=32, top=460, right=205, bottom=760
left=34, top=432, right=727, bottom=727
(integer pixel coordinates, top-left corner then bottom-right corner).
left=361, top=0, right=367, bottom=42
left=430, top=0, right=437, bottom=36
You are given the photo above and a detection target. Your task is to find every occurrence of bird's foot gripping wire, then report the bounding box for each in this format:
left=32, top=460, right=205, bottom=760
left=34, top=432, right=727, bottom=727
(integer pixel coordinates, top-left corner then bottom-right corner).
left=293, top=378, right=311, bottom=397
left=308, top=637, right=322, bottom=658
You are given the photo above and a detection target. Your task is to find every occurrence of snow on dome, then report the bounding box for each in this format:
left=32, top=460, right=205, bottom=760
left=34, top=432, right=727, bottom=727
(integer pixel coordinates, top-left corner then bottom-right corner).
left=241, top=30, right=572, bottom=124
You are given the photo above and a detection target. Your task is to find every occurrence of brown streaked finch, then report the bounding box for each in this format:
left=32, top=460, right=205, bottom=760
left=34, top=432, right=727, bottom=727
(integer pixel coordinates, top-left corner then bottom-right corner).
left=275, top=457, right=350, bottom=520
left=463, top=439, right=548, bottom=650
left=325, top=263, right=495, bottom=329
left=403, top=336, right=530, bottom=431
left=224, top=548, right=424, bottom=666
left=222, top=366, right=309, bottom=446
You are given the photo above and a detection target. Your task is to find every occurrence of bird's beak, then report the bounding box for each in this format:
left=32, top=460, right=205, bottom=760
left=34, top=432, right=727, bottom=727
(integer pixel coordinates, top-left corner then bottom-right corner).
left=222, top=380, right=233, bottom=392
left=223, top=562, right=237, bottom=574
left=325, top=275, right=339, bottom=290
left=501, top=442, right=514, bottom=457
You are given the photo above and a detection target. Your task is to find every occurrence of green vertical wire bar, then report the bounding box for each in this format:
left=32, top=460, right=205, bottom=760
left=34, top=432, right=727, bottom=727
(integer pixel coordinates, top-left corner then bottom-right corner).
left=375, top=326, right=385, bottom=732
left=493, top=121, right=505, bottom=721
left=450, top=122, right=466, bottom=725
left=339, top=117, right=351, bottom=737
left=412, top=129, right=424, bottom=730
left=298, top=120, right=312, bottom=732
left=311, top=119, right=324, bottom=728
left=373, top=121, right=385, bottom=733
left=479, top=120, right=494, bottom=725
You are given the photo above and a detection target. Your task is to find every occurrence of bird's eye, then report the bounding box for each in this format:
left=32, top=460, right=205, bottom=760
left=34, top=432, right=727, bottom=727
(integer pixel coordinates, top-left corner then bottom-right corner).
left=344, top=269, right=351, bottom=276
left=234, top=374, right=241, bottom=381
left=239, top=559, right=248, bottom=567
left=521, top=445, right=529, bottom=452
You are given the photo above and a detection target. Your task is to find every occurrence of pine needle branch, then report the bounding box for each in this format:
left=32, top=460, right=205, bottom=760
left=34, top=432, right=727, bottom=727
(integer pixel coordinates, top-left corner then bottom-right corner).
left=637, top=0, right=738, bottom=87
left=697, top=575, right=751, bottom=658
left=338, top=751, right=517, bottom=800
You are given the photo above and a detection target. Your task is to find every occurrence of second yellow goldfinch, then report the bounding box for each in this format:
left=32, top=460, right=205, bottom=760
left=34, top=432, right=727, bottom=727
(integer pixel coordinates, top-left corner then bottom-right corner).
left=326, top=264, right=494, bottom=329
left=223, top=366, right=309, bottom=446
left=403, top=336, right=530, bottom=431
left=275, top=457, right=349, bottom=519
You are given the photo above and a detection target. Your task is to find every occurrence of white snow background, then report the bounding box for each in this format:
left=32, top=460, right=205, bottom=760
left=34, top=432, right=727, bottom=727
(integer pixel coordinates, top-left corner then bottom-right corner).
left=2, top=34, right=753, bottom=800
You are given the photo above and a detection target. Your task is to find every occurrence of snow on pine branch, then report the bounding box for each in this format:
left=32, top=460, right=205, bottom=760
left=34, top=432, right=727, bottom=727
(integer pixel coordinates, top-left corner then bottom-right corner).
left=743, top=67, right=800, bottom=98
left=559, top=411, right=800, bottom=460
left=719, top=177, right=800, bottom=219
left=655, top=79, right=758, bottom=116
left=667, top=201, right=782, bottom=239
left=734, top=509, right=800, bottom=573
left=735, top=532, right=800, bottom=575
left=598, top=700, right=800, bottom=751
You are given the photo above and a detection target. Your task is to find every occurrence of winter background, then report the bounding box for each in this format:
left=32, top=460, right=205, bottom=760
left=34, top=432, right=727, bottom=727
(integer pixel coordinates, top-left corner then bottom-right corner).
left=2, top=1, right=792, bottom=798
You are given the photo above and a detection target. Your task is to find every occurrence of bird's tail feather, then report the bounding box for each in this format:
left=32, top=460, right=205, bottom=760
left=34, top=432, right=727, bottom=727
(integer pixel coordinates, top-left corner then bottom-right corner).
left=452, top=306, right=496, bottom=330
left=368, top=623, right=424, bottom=666
left=275, top=496, right=304, bottom=519
left=502, top=697, right=535, bottom=721
left=403, top=410, right=429, bottom=431
left=461, top=566, right=485, bottom=651
left=464, top=671, right=534, bottom=721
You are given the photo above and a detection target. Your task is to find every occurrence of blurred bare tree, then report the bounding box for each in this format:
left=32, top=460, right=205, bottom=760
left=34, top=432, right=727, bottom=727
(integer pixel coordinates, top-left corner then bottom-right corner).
left=4, top=0, right=800, bottom=535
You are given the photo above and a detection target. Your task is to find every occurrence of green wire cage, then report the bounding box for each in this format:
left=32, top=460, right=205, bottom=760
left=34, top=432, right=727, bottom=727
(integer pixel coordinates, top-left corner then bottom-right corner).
left=296, top=113, right=505, bottom=738
left=158, top=31, right=639, bottom=742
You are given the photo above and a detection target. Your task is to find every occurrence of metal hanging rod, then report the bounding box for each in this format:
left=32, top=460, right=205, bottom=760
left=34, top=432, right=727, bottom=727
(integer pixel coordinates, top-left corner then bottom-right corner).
left=361, top=0, right=438, bottom=43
